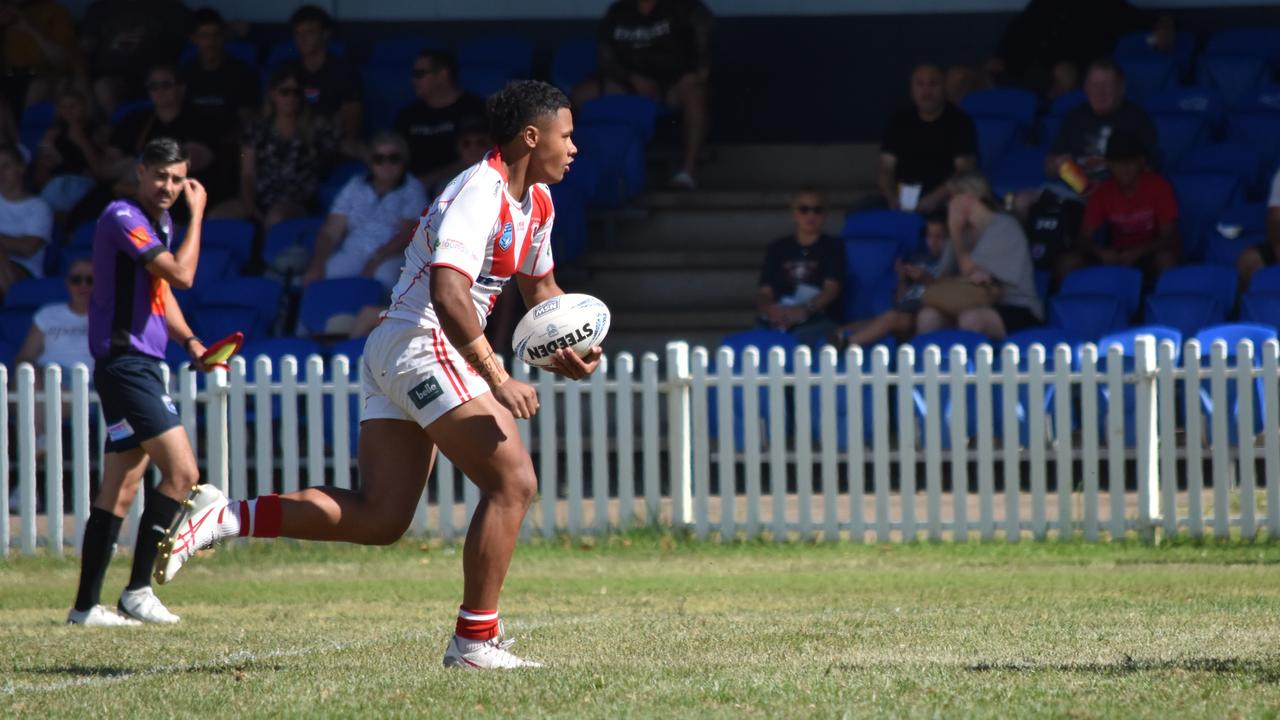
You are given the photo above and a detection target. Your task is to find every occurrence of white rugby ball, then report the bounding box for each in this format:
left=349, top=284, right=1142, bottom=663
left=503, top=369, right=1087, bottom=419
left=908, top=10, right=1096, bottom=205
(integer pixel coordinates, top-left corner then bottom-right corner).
left=513, top=293, right=611, bottom=367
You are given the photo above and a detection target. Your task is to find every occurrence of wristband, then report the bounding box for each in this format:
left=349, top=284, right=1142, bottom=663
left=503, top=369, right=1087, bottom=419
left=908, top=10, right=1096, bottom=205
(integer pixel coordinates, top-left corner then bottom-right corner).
left=457, top=335, right=510, bottom=389
left=183, top=335, right=202, bottom=351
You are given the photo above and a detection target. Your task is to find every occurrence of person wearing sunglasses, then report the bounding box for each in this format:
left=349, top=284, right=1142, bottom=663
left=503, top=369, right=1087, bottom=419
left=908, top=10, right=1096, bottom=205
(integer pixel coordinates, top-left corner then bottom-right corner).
left=15, top=256, right=93, bottom=373
left=755, top=190, right=845, bottom=349
left=302, top=130, right=425, bottom=292
left=394, top=49, right=485, bottom=190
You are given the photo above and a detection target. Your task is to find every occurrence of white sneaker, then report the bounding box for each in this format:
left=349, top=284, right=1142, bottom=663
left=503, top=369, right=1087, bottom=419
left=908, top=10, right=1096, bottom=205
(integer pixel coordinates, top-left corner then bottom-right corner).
left=154, top=484, right=239, bottom=585
left=67, top=604, right=142, bottom=626
left=118, top=586, right=180, bottom=624
left=443, top=627, right=544, bottom=669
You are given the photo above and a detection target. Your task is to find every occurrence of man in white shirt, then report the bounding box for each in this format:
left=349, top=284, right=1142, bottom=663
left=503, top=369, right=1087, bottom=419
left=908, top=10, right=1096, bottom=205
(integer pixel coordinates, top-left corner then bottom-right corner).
left=0, top=143, right=53, bottom=295
left=302, top=131, right=426, bottom=289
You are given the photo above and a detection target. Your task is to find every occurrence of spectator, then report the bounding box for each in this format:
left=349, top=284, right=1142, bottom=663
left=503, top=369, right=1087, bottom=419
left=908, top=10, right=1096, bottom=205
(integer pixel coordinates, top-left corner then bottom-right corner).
left=917, top=172, right=1042, bottom=340
left=0, top=142, right=50, bottom=294
left=80, top=0, right=191, bottom=117
left=836, top=213, right=955, bottom=347
left=181, top=7, right=260, bottom=141
left=15, top=256, right=92, bottom=370
left=1236, top=167, right=1280, bottom=294
left=302, top=131, right=425, bottom=290
left=394, top=49, right=485, bottom=190
left=1046, top=59, right=1158, bottom=189
left=284, top=4, right=361, bottom=154
left=1074, top=130, right=1179, bottom=283
left=425, top=115, right=492, bottom=198
left=0, top=0, right=82, bottom=109
left=575, top=0, right=713, bottom=190
left=105, top=64, right=217, bottom=183
left=223, top=65, right=339, bottom=227
left=989, top=0, right=1174, bottom=98
left=755, top=190, right=844, bottom=349
left=878, top=63, right=978, bottom=215
left=34, top=83, right=105, bottom=214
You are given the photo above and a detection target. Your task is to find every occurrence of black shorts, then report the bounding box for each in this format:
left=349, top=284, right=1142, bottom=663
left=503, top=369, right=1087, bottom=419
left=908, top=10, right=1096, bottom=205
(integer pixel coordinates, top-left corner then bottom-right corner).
left=995, top=304, right=1041, bottom=334
left=93, top=352, right=181, bottom=453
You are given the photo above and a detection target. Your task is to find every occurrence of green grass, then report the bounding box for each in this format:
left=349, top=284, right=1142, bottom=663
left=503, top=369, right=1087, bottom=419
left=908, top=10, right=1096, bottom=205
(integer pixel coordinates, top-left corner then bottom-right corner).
left=4, top=536, right=1280, bottom=719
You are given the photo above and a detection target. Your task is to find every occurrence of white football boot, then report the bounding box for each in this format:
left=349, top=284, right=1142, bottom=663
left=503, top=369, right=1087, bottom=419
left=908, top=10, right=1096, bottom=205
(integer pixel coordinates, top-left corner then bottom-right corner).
left=443, top=623, right=544, bottom=669
left=154, top=484, right=239, bottom=585
left=118, top=586, right=180, bottom=624
left=66, top=604, right=142, bottom=626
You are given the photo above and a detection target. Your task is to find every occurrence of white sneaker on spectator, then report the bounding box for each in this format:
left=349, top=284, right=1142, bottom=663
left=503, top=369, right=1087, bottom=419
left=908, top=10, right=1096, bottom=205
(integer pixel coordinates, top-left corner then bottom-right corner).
left=668, top=170, right=697, bottom=191
left=66, top=604, right=142, bottom=626
left=118, top=586, right=180, bottom=624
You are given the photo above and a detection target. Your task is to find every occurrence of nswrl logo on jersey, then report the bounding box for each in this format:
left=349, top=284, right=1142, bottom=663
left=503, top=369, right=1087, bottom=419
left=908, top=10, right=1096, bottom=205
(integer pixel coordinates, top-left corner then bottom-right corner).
left=498, top=222, right=514, bottom=251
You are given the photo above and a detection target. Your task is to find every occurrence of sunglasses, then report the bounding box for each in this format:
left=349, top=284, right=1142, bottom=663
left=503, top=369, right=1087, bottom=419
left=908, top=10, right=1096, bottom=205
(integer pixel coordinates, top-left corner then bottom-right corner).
left=275, top=86, right=300, bottom=97
left=371, top=152, right=404, bottom=165
left=146, top=80, right=176, bottom=91
left=67, top=275, right=92, bottom=286
left=794, top=204, right=825, bottom=215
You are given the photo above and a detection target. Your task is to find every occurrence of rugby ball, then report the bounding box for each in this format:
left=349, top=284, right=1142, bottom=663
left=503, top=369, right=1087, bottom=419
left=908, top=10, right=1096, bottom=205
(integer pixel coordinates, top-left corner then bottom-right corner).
left=512, top=293, right=610, bottom=367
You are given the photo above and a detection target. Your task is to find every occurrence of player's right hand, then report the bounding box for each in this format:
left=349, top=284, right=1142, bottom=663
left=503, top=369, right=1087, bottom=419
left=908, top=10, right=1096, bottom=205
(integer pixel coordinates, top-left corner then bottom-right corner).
left=493, top=378, right=539, bottom=419
left=182, top=178, right=208, bottom=216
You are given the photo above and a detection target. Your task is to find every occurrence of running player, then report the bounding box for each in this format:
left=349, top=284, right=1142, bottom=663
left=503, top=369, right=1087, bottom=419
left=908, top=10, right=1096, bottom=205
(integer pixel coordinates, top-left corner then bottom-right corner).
left=155, top=80, right=598, bottom=668
left=68, top=138, right=211, bottom=626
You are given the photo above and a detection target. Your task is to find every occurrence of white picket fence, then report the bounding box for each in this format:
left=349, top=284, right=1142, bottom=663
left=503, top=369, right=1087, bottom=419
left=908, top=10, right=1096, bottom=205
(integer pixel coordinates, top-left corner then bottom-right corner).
left=4, top=336, right=1279, bottom=558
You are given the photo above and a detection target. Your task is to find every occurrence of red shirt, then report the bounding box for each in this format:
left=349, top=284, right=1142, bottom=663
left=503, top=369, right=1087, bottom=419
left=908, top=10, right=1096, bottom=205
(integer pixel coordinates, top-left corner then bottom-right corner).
left=1084, top=171, right=1179, bottom=251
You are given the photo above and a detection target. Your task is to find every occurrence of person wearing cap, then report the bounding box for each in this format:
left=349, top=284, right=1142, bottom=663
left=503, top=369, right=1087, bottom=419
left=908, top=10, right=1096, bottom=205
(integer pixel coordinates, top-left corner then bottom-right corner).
left=1072, top=129, right=1179, bottom=284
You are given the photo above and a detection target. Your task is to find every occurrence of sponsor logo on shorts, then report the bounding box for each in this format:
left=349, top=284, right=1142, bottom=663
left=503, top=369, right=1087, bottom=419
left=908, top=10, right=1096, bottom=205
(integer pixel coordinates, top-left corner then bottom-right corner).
left=533, top=298, right=560, bottom=318
left=106, top=419, right=135, bottom=442
left=526, top=322, right=595, bottom=361
left=498, top=222, right=514, bottom=251
left=161, top=395, right=178, bottom=415
left=407, top=376, right=444, bottom=409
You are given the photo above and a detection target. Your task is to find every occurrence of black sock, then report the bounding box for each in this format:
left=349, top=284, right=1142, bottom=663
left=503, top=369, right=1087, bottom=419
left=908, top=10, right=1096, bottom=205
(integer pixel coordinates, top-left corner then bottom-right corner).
left=126, top=487, right=182, bottom=592
left=74, top=508, right=123, bottom=612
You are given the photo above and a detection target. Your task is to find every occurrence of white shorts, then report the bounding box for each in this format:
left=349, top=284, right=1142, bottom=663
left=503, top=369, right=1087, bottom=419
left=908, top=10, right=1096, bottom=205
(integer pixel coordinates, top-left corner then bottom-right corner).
left=361, top=318, right=491, bottom=428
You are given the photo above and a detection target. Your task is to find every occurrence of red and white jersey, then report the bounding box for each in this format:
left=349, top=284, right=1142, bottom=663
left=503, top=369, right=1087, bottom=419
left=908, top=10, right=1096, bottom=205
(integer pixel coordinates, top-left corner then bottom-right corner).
left=384, top=149, right=555, bottom=329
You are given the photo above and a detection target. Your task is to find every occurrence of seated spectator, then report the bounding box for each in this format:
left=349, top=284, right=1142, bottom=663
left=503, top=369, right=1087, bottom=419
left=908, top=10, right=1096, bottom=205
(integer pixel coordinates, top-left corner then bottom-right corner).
left=394, top=49, right=485, bottom=191
left=104, top=64, right=218, bottom=187
left=425, top=115, right=492, bottom=198
left=0, top=142, right=51, bottom=294
left=80, top=0, right=190, bottom=117
left=0, top=0, right=82, bottom=109
left=755, top=190, right=844, bottom=349
left=1073, top=130, right=1179, bottom=283
left=284, top=4, right=362, bottom=155
left=1236, top=167, right=1280, bottom=294
left=302, top=131, right=425, bottom=290
left=917, top=172, right=1043, bottom=340
left=574, top=0, right=713, bottom=190
left=33, top=83, right=106, bottom=214
left=15, top=256, right=91, bottom=371
left=1046, top=59, right=1158, bottom=191
left=944, top=64, right=982, bottom=107
left=836, top=213, right=955, bottom=348
left=181, top=7, right=260, bottom=142
left=219, top=65, right=340, bottom=227
left=878, top=63, right=978, bottom=215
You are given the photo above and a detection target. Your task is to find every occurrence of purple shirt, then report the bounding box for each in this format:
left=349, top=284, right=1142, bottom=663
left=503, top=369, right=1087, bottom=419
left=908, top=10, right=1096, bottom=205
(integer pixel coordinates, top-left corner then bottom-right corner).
left=89, top=199, right=173, bottom=360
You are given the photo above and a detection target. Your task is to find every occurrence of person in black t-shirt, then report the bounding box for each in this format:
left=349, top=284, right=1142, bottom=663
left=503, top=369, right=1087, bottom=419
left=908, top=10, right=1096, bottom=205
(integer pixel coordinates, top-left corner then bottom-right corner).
left=181, top=8, right=260, bottom=140
left=755, top=190, right=845, bottom=349
left=393, top=50, right=485, bottom=190
left=1047, top=59, right=1159, bottom=187
left=283, top=5, right=361, bottom=154
left=879, top=63, right=978, bottom=215
left=574, top=0, right=713, bottom=191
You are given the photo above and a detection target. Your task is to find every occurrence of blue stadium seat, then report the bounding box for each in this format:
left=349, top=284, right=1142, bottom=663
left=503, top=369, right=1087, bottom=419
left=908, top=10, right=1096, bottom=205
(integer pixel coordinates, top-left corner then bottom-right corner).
left=908, top=329, right=988, bottom=449
left=842, top=237, right=899, bottom=321
left=361, top=63, right=416, bottom=135
left=578, top=95, right=659, bottom=143
left=200, top=218, right=256, bottom=270
left=457, top=36, right=533, bottom=79
left=1114, top=30, right=1196, bottom=74
left=1095, top=325, right=1183, bottom=447
left=1241, top=85, right=1280, bottom=113
left=297, top=278, right=386, bottom=336
left=1118, top=55, right=1177, bottom=104
left=192, top=305, right=261, bottom=343
left=960, top=87, right=1039, bottom=131
left=1152, top=112, right=1209, bottom=170
left=1225, top=111, right=1280, bottom=175
left=330, top=336, right=367, bottom=359
left=840, top=209, right=923, bottom=251
left=458, top=64, right=514, bottom=97
left=1152, top=264, right=1237, bottom=314
left=1058, top=266, right=1144, bottom=320
left=990, top=145, right=1048, bottom=197
left=1004, top=326, right=1083, bottom=439
left=551, top=37, right=597, bottom=93
left=1145, top=87, right=1226, bottom=135
left=572, top=123, right=645, bottom=208
left=1178, top=143, right=1263, bottom=200
left=6, top=277, right=67, bottom=310
left=1239, top=292, right=1280, bottom=328
left=1144, top=294, right=1225, bottom=338
left=1204, top=28, right=1280, bottom=66
left=263, top=216, right=324, bottom=271
left=0, top=307, right=33, bottom=347
left=548, top=184, right=588, bottom=263
left=707, top=330, right=798, bottom=450
left=1205, top=232, right=1263, bottom=268
left=70, top=220, right=96, bottom=251
left=1248, top=266, right=1280, bottom=295
left=192, top=247, right=235, bottom=286
left=1048, top=294, right=1126, bottom=341
left=1197, top=55, right=1270, bottom=110
left=196, top=276, right=284, bottom=340
left=808, top=343, right=896, bottom=450
left=1170, top=173, right=1242, bottom=261
left=110, top=99, right=153, bottom=127
left=1194, top=322, right=1276, bottom=445
left=554, top=150, right=600, bottom=213
left=972, top=115, right=1020, bottom=171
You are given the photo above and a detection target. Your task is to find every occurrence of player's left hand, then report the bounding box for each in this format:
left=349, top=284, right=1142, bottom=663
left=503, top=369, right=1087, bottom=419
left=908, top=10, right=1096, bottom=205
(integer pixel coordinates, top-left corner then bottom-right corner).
left=548, top=346, right=602, bottom=380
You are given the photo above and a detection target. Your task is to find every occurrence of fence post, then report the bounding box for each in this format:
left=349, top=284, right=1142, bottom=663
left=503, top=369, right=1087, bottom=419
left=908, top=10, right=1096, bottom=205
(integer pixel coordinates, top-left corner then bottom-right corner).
left=205, top=366, right=230, bottom=495
left=1133, top=335, right=1160, bottom=543
left=17, top=364, right=36, bottom=555
left=43, top=365, right=64, bottom=556
left=0, top=365, right=7, bottom=557
left=71, top=364, right=91, bottom=556
left=666, top=341, right=693, bottom=527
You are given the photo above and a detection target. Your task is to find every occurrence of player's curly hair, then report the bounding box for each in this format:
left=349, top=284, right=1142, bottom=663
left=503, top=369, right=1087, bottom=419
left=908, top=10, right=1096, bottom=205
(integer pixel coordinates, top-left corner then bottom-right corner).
left=486, top=80, right=570, bottom=146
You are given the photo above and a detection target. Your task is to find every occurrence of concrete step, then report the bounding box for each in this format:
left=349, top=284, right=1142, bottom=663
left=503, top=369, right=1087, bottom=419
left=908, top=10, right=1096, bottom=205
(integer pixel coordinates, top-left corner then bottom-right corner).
left=613, top=207, right=844, bottom=250
left=583, top=249, right=760, bottom=271
left=693, top=143, right=881, bottom=191
left=580, top=266, right=758, bottom=311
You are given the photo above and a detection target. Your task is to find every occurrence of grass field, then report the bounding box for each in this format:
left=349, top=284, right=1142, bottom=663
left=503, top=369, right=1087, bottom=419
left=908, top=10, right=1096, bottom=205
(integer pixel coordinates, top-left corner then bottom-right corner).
left=3, top=536, right=1280, bottom=719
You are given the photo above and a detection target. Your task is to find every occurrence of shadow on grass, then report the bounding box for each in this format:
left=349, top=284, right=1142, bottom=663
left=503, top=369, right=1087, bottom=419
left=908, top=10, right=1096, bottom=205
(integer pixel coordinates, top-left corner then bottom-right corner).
left=964, top=656, right=1280, bottom=683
